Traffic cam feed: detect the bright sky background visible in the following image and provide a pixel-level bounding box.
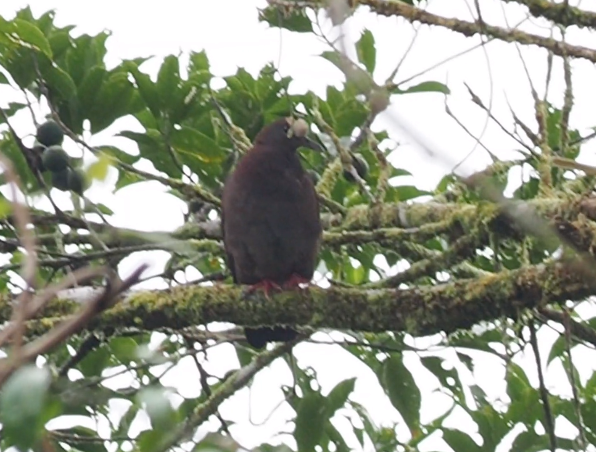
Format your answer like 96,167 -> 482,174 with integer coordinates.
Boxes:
2,1 -> 596,451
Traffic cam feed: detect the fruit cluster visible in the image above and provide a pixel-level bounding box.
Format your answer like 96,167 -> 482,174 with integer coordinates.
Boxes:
35,120 -> 87,195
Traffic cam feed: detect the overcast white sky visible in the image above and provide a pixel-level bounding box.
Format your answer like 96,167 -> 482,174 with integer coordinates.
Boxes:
2,1 -> 596,451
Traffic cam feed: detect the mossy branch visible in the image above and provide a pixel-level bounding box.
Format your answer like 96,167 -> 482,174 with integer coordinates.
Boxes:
501,0 -> 596,30
3,257 -> 594,340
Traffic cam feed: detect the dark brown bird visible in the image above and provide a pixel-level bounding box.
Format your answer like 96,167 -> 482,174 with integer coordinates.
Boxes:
221,117 -> 323,348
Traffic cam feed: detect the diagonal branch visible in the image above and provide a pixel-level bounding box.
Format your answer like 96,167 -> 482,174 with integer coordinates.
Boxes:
502,0 -> 596,30
156,339 -> 300,450
267,0 -> 596,64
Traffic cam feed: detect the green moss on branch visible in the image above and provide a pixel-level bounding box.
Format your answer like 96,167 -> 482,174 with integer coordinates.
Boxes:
501,0 -> 596,30
5,259 -> 594,339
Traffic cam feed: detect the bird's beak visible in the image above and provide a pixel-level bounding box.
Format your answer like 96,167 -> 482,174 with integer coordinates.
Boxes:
296,135 -> 323,152
287,117 -> 323,152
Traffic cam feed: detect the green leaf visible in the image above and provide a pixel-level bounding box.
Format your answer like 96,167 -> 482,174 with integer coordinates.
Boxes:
224,67 -> 257,98
87,152 -> 113,181
157,55 -> 180,111
468,404 -> 509,450
355,30 -> 376,73
119,129 -> 181,178
510,430 -> 561,452
381,354 -> 420,434
234,342 -> 256,369
115,168 -> 145,191
326,377 -> 356,416
0,135 -> 38,193
442,429 -> 481,452
115,404 -> 140,437
0,365 -> 51,450
0,72 -> 9,84
129,65 -> 161,118
170,126 -> 226,163
385,185 -> 432,202
48,31 -> 72,60
78,345 -> 111,377
344,259 -> 366,285
45,64 -> 77,100
98,144 -> 140,165
138,429 -> 166,452
64,32 -> 108,86
88,72 -> 137,133
420,356 -> 464,401
254,445 -> 294,452
335,104 -> 368,137
189,50 -> 210,74
110,336 -> 139,363
505,362 -> 541,426
393,81 -> 450,95
78,65 -> 107,114
546,334 -> 566,364
258,6 -> 313,33
294,392 -> 328,452
84,202 -> 114,216
137,387 -> 176,431
12,19 -> 53,57
0,197 -> 12,219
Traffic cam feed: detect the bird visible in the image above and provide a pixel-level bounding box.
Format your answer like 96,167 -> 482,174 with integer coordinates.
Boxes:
221,117 -> 323,349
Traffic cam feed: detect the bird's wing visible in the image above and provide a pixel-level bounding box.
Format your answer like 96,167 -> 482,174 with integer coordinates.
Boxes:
220,208 -> 239,284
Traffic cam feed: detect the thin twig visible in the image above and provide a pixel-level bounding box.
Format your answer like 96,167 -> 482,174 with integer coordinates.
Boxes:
0,263 -> 148,386
0,265 -> 106,348
562,308 -> 587,449
184,337 -> 232,436
0,153 -> 38,367
529,320 -> 556,452
156,338 -> 301,451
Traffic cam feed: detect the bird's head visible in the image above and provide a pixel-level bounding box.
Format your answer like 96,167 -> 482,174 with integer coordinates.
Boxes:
255,117 -> 323,153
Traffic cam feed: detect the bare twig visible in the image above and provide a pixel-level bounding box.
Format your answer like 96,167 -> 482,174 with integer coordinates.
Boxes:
156,338 -> 301,451
0,263 -> 148,386
184,336 -> 232,436
0,265 -> 106,348
0,153 -> 38,367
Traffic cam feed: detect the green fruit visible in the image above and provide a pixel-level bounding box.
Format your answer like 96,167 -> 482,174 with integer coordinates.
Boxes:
42,145 -> 69,172
343,153 -> 369,183
36,120 -> 64,147
67,168 -> 87,195
51,168 -> 70,191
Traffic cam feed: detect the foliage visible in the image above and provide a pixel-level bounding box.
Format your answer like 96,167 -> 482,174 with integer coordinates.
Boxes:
0,3 -> 595,452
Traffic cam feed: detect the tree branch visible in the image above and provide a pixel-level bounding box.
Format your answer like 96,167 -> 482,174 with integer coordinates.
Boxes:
5,258 -> 594,341
502,0 -> 596,30
268,0 -> 596,64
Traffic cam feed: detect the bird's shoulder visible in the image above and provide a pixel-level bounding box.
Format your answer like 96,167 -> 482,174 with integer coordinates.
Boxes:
227,146 -> 307,195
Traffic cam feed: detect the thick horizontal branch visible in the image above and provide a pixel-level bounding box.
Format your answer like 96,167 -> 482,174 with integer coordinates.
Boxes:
502,0 -> 596,30
3,258 -> 594,339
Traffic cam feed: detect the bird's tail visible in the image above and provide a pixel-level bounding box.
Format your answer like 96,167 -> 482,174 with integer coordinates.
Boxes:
245,326 -> 298,349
